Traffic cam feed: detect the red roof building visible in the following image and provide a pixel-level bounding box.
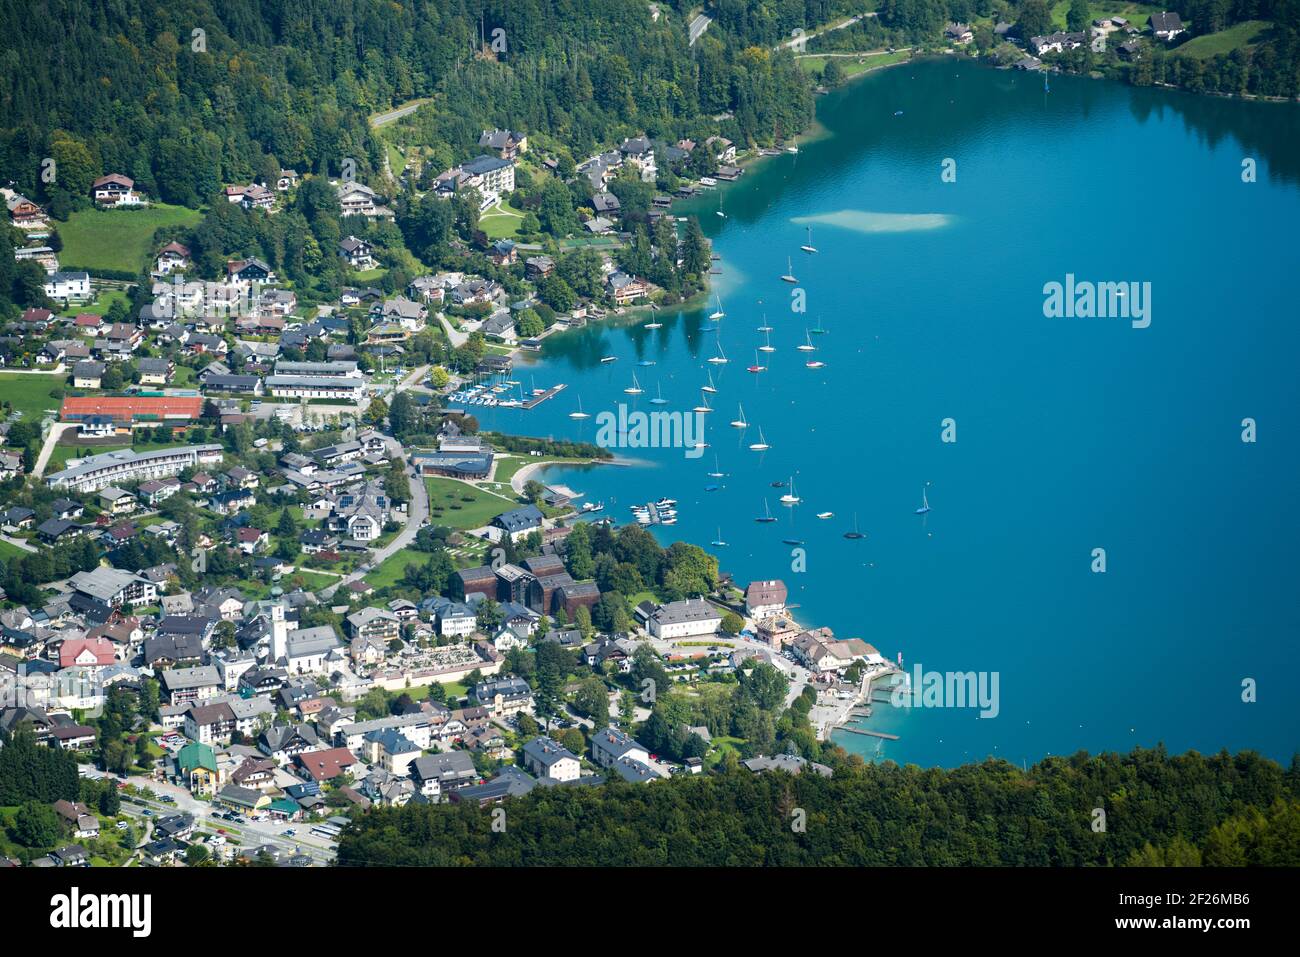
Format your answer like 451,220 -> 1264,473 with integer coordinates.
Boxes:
293,748 -> 358,782
60,395 -> 203,425
59,637 -> 118,668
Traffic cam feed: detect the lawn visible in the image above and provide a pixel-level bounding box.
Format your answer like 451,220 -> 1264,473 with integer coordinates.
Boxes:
797,50 -> 911,80
1049,1 -> 1162,30
0,371 -> 64,421
59,203 -> 203,275
1176,20 -> 1273,58
55,287 -> 128,318
425,477 -> 517,530
0,540 -> 29,561
364,546 -> 434,588
478,199 -> 526,240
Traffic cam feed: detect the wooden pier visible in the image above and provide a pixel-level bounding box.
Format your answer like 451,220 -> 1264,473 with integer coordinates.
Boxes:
838,728 -> 900,741
520,382 -> 566,410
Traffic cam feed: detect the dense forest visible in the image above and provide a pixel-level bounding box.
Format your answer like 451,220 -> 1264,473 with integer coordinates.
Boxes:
337,746 -> 1300,866
0,0 -> 814,208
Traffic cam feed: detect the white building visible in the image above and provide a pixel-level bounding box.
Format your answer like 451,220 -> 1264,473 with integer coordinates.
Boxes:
44,271 -> 91,303
46,445 -> 224,494
521,737 -> 581,782
647,598 -> 722,640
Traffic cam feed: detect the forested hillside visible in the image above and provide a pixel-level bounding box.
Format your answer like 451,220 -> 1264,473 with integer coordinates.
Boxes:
0,0 -> 814,210
338,746 -> 1300,866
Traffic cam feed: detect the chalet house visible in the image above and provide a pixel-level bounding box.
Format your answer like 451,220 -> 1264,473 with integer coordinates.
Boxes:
155,241 -> 191,276
276,169 -> 299,191
336,181 -> 392,219
225,183 -> 275,210
226,258 -> 274,285
479,128 -> 528,160
619,136 -> 657,182
4,189 -> 46,227
339,235 -> 376,270
184,702 -> 237,745
1149,11 -> 1184,40
525,255 -> 555,280
1029,31 -> 1086,55
944,22 -> 974,44
53,801 -> 101,840
91,174 -> 144,207
607,271 -> 649,306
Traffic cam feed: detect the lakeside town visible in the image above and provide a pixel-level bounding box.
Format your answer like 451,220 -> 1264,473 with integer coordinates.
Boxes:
0,120 -> 910,867
1,2 -> 1295,894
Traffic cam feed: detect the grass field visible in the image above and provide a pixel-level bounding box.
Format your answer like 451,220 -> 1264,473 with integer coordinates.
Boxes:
59,203 -> 203,275
0,371 -> 64,421
364,546 -> 432,588
1176,20 -> 1272,58
797,49 -> 911,79
1049,1 -> 1162,29
55,287 -> 129,319
0,540 -> 29,561
479,199 -> 526,240
425,477 -> 516,530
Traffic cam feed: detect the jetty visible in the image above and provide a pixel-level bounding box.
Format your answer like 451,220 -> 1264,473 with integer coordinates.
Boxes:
838,728 -> 900,741
521,383 -> 566,410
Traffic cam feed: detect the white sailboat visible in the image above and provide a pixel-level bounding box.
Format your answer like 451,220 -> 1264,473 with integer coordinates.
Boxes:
568,396 -> 590,420
711,527 -> 728,547
645,320 -> 663,329
781,256 -> 798,283
693,393 -> 713,414
702,371 -> 719,393
915,483 -> 932,515
748,427 -> 770,452
797,331 -> 816,352
748,349 -> 766,374
729,403 -> 748,429
707,340 -> 728,365
786,135 -> 799,154
805,358 -> 826,369
650,382 -> 668,405
707,455 -> 726,479
816,510 -> 834,520
779,477 -> 801,505
709,295 -> 726,320
801,225 -> 817,254
758,329 -> 775,353
623,373 -> 643,395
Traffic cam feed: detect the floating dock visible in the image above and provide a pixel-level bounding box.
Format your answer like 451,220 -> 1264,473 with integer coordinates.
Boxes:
520,383 -> 566,410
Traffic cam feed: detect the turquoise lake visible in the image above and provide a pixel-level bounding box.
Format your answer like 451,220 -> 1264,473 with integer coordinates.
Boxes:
472,59 -> 1300,768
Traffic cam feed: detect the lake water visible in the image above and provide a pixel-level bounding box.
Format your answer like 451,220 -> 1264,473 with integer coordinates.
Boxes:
472,59 -> 1300,768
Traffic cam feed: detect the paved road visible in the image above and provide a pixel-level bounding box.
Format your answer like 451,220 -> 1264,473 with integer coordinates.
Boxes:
370,99 -> 428,128
437,311 -> 468,348
322,432 -> 429,599
33,421 -> 77,478
319,365 -> 434,598
776,12 -> 876,50
688,14 -> 711,45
